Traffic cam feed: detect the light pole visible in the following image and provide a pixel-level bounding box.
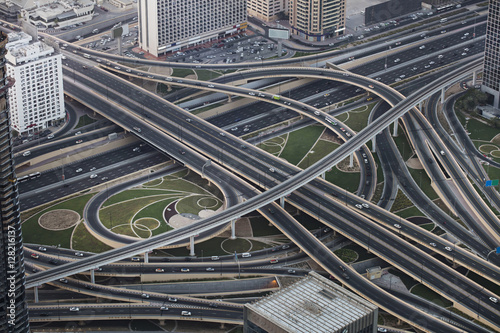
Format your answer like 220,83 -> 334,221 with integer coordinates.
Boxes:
201,159 -> 211,179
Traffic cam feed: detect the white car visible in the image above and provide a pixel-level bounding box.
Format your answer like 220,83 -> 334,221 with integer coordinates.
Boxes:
90,174 -> 98,179
208,84 -> 214,88
69,307 -> 79,312
362,203 -> 370,209
419,45 -> 426,49
444,246 -> 452,252
394,224 -> 401,229
76,168 -> 83,173
22,151 -> 31,157
355,204 -> 363,209
429,243 -> 437,247
489,297 -> 498,303
248,92 -> 255,96
206,267 -> 215,271
440,150 -> 445,155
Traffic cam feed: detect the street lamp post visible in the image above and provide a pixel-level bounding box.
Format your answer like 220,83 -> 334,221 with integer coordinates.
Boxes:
201,159 -> 211,179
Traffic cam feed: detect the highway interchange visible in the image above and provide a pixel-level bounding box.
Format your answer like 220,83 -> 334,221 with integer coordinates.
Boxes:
11,7 -> 500,332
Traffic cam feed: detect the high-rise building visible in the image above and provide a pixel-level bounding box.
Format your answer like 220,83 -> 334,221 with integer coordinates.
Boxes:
244,272 -> 378,333
289,0 -> 346,41
482,0 -> 500,108
248,0 -> 287,22
5,31 -> 64,134
0,31 -> 30,333
138,0 -> 248,57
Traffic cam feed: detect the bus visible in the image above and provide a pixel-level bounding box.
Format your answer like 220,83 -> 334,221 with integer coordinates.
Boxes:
28,172 -> 41,179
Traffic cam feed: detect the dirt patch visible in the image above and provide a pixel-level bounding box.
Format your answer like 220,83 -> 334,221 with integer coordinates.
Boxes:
39,209 -> 80,231
406,157 -> 423,169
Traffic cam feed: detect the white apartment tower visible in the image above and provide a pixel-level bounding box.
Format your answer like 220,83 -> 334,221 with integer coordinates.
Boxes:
248,0 -> 287,22
5,32 -> 64,133
138,0 -> 248,57
289,0 -> 346,41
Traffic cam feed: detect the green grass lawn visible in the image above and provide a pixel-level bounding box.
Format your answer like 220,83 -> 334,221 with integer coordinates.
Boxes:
72,222 -> 114,253
343,103 -> 376,133
279,125 -> 325,165
176,194 -> 222,215
325,166 -> 360,193
22,194 -> 94,248
172,68 -> 195,78
195,69 -> 221,81
257,135 -> 286,156
392,133 -> 414,161
408,168 -> 439,200
333,249 -> 358,263
75,115 -> 97,129
297,140 -> 339,169
467,118 -> 500,141
250,216 -> 281,237
396,205 -> 425,218
411,283 -> 453,307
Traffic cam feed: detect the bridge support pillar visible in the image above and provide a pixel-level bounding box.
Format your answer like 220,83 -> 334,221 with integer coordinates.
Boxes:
34,286 -> 39,303
167,84 -> 172,92
280,196 -> 285,208
440,87 -> 445,104
220,323 -> 226,329
227,94 -> 232,102
419,101 -> 423,112
321,172 -> 325,179
159,320 -> 165,325
230,220 -> 236,240
472,70 -> 477,86
189,236 -> 195,256
392,119 -> 398,137
349,153 -> 354,167
144,252 -> 149,263
371,137 -> 376,153
90,270 -> 95,284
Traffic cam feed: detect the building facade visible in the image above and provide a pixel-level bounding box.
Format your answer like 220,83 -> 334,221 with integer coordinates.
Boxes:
244,272 -> 378,333
5,32 -> 64,134
289,0 -> 345,41
0,31 -> 30,333
138,0 -> 248,57
248,0 -> 287,22
482,0 -> 500,108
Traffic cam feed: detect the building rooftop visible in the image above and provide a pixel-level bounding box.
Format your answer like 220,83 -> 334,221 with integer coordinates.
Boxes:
246,272 -> 377,333
6,31 -> 55,65
21,0 -> 93,20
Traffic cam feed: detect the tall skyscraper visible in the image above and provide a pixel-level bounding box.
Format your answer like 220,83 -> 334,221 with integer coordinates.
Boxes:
289,0 -> 346,41
247,0 -> 287,22
138,0 -> 248,57
0,31 -> 30,332
5,31 -> 65,134
482,0 -> 500,108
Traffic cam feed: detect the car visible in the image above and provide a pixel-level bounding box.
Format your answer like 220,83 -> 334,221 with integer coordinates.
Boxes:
445,246 -> 452,252
155,268 -> 164,273
101,177 -> 109,181
82,65 -> 88,69
367,97 -> 373,101
211,256 -> 220,261
160,306 -> 169,311
368,84 -> 374,89
429,243 -> 437,247
219,132 -> 225,136
141,293 -> 150,298
339,265 -> 346,272
74,252 -> 83,257
208,84 -> 214,88
268,207 -> 275,214
270,259 -> 279,264
133,126 -> 141,132
206,267 -> 215,271
76,140 -> 83,144
47,134 -> 54,139
282,244 -> 290,249
248,92 -> 255,96
209,303 -> 219,308
440,150 -> 445,155
168,297 -> 177,302
90,167 -> 96,171
31,253 -> 39,259
131,257 -> 141,262
74,131 -> 82,136
395,78 -> 401,82
181,268 -> 190,272
394,224 -> 401,229
69,307 -> 79,312
489,297 -> 498,303
461,52 -> 467,56
377,328 -> 388,332
38,246 -> 47,252
287,269 -> 296,274
181,311 -> 192,316
419,45 -> 425,49
59,278 -> 68,284
429,61 -> 435,65
90,174 -> 98,179
424,65 -> 431,69
126,69 -> 131,73
394,58 -> 400,63
355,204 -> 363,209
362,203 -> 370,209
22,151 -> 31,157
342,272 -> 350,280
76,168 -> 83,173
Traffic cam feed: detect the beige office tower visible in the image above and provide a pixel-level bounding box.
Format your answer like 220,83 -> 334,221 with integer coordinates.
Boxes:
138,0 -> 247,57
247,0 -> 288,22
289,0 -> 345,41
